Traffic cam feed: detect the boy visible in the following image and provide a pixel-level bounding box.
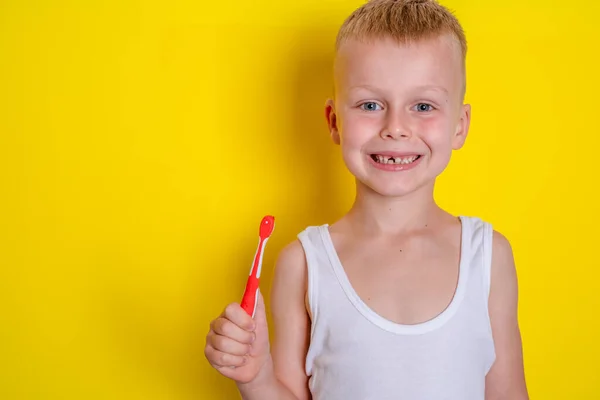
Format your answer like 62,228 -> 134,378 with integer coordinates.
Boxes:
204,0 -> 528,399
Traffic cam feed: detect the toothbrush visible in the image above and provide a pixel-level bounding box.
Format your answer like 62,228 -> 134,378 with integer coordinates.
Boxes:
241,215 -> 275,318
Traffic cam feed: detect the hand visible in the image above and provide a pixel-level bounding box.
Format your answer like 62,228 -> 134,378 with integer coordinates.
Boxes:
205,290 -> 271,384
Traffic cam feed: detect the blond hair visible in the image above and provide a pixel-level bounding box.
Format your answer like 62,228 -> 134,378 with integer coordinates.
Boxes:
336,0 -> 467,60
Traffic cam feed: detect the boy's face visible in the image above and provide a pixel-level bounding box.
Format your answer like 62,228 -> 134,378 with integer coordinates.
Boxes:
325,33 -> 470,198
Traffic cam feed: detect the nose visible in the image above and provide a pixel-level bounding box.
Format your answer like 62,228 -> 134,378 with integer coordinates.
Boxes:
380,113 -> 411,140
381,127 -> 411,140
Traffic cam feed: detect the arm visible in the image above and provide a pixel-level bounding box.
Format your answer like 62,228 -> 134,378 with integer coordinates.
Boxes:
237,240 -> 312,400
485,231 -> 529,400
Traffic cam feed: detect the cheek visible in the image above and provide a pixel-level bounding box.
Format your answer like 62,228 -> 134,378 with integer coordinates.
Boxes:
419,116 -> 454,149
339,113 -> 380,148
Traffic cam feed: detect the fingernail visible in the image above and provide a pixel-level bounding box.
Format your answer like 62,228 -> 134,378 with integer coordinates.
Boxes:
251,333 -> 256,343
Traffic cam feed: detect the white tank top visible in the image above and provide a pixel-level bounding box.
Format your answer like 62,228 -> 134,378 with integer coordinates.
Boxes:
297,216 -> 496,400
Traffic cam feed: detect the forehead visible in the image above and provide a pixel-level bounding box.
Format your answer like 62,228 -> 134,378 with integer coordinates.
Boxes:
334,34 -> 464,96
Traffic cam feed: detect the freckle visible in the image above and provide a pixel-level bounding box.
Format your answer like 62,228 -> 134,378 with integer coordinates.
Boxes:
399,249 -> 403,252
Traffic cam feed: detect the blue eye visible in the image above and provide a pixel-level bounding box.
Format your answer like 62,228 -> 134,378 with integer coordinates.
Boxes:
415,103 -> 434,112
360,102 -> 382,111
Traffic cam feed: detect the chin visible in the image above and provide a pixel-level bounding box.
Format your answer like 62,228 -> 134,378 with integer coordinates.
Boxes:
358,178 -> 429,198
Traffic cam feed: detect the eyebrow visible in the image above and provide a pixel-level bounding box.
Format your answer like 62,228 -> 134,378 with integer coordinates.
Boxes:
416,85 -> 449,94
345,84 -> 381,93
347,84 -> 449,94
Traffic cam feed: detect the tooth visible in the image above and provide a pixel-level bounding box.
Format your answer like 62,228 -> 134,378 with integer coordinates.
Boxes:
373,154 -> 420,164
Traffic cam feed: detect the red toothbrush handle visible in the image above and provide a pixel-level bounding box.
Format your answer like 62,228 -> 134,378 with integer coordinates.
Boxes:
241,276 -> 260,317
241,236 -> 265,317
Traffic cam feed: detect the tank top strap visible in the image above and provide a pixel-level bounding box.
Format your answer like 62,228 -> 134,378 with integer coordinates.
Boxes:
297,225 -> 333,330
460,216 -> 494,306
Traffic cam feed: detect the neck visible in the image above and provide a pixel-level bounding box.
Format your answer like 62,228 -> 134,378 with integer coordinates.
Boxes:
346,179 -> 444,235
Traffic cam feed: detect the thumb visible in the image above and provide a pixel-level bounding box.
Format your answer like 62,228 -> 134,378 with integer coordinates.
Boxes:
248,289 -> 271,364
248,289 -> 270,357
253,288 -> 268,329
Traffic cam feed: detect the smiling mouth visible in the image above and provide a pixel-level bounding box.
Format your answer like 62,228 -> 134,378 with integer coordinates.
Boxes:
370,154 -> 421,165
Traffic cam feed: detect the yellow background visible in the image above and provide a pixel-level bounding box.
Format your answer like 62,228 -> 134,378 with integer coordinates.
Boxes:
1,0 -> 599,399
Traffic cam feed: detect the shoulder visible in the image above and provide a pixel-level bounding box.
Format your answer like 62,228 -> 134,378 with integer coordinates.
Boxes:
465,215 -> 520,308
487,229 -> 521,346
465,216 -> 516,282
490,229 -> 518,296
274,238 -> 308,275
491,229 -> 514,266
271,223 -> 328,298
270,239 -> 309,308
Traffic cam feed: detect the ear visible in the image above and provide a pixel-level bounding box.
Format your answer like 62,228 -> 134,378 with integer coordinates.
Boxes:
452,103 -> 471,150
325,98 -> 340,145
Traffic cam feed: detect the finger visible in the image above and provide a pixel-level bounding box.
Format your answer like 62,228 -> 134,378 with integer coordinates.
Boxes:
204,344 -> 247,368
208,331 -> 251,356
223,302 -> 255,331
215,365 -> 243,380
211,317 -> 255,345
